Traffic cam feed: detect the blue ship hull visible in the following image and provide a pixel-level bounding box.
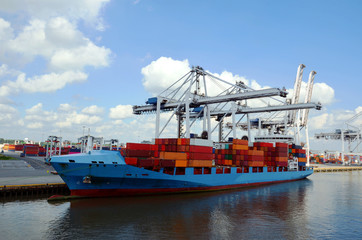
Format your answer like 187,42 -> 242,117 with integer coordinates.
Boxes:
50,150 -> 313,197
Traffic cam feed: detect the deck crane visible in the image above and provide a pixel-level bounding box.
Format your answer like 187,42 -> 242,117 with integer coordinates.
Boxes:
133,66 -> 321,146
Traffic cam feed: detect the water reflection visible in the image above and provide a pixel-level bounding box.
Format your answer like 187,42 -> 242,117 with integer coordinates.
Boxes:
46,180 -> 312,239
45,180 -> 313,240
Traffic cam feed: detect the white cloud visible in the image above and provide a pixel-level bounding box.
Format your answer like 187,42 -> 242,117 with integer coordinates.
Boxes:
0,64 -> 20,77
355,106 -> 362,114
23,103 -> 103,132
141,57 -> 191,95
58,103 -> 76,112
0,3 -> 112,97
309,113 -> 330,130
286,81 -> 335,106
0,71 -> 88,97
109,105 -> 134,119
82,105 -> 104,115
0,0 -> 110,31
0,103 -> 17,114
27,122 -> 44,129
50,41 -> 111,71
309,106 -> 362,132
0,104 -> 19,124
25,103 -> 57,122
63,112 -> 102,125
3,17 -> 111,70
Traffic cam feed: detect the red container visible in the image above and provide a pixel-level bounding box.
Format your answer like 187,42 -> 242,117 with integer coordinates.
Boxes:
15,145 -> 24,151
125,157 -> 138,166
189,145 -> 213,154
126,143 -> 154,151
126,149 -> 154,158
276,161 -> 288,167
188,152 -> 213,160
160,159 -> 175,167
138,158 -> 154,167
276,142 -> 288,148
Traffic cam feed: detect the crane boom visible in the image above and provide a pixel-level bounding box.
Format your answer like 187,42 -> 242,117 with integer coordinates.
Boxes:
289,64 -> 305,125
301,71 -> 316,126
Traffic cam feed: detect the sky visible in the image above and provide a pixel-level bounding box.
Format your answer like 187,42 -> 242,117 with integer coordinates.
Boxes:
0,0 -> 361,152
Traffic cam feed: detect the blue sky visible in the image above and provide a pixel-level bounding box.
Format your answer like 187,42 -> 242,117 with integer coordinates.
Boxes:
0,0 -> 361,151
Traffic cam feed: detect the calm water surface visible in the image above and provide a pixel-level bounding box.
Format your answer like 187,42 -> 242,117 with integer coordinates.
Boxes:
1,172 -> 361,240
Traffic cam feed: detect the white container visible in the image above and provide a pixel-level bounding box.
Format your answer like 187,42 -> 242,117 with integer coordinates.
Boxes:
190,138 -> 214,147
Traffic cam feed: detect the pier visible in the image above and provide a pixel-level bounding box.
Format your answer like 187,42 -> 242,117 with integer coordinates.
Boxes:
313,165 -> 362,172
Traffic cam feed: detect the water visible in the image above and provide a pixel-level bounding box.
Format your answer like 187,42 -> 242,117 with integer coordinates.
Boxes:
1,172 -> 361,240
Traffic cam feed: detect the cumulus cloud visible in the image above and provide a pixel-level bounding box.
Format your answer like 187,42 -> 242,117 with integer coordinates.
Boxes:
0,0 -> 110,31
287,81 -> 335,106
1,17 -> 112,70
0,104 -> 19,124
82,105 -> 104,115
0,64 -> 20,78
109,105 -> 134,119
0,71 -> 88,97
309,106 -> 362,132
22,102 -> 104,132
50,41 -> 111,71
141,57 -> 335,109
141,57 -> 191,95
0,1 -> 112,98
27,122 -> 44,129
58,103 -> 76,112
141,57 -> 255,101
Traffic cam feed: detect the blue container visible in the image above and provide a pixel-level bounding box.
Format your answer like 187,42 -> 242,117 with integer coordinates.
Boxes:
146,97 -> 157,105
192,107 -> 204,113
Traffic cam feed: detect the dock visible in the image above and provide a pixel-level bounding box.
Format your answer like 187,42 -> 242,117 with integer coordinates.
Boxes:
0,152 -> 67,200
313,165 -> 362,172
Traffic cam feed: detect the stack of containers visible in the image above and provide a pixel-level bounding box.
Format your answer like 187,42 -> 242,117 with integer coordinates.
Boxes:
156,138 -> 214,168
15,144 -> 24,152
215,140 -> 266,167
123,138 -> 214,168
124,143 -> 157,167
214,143 -> 233,166
3,144 -> 9,151
8,144 -> 16,152
156,138 -> 185,167
246,148 -> 264,167
38,146 -> 46,156
61,147 -> 70,155
253,142 -> 274,166
23,144 -> 39,156
231,139 -> 249,166
290,144 -> 307,166
274,142 -> 288,167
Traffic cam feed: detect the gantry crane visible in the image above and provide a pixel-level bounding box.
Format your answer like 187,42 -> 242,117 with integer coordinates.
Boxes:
44,135 -> 62,164
133,66 -> 321,152
315,112 -> 362,165
224,64 -> 318,166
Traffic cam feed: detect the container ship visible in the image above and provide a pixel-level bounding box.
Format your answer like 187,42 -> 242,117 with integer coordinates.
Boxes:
49,65 -> 321,199
49,138 -> 313,198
